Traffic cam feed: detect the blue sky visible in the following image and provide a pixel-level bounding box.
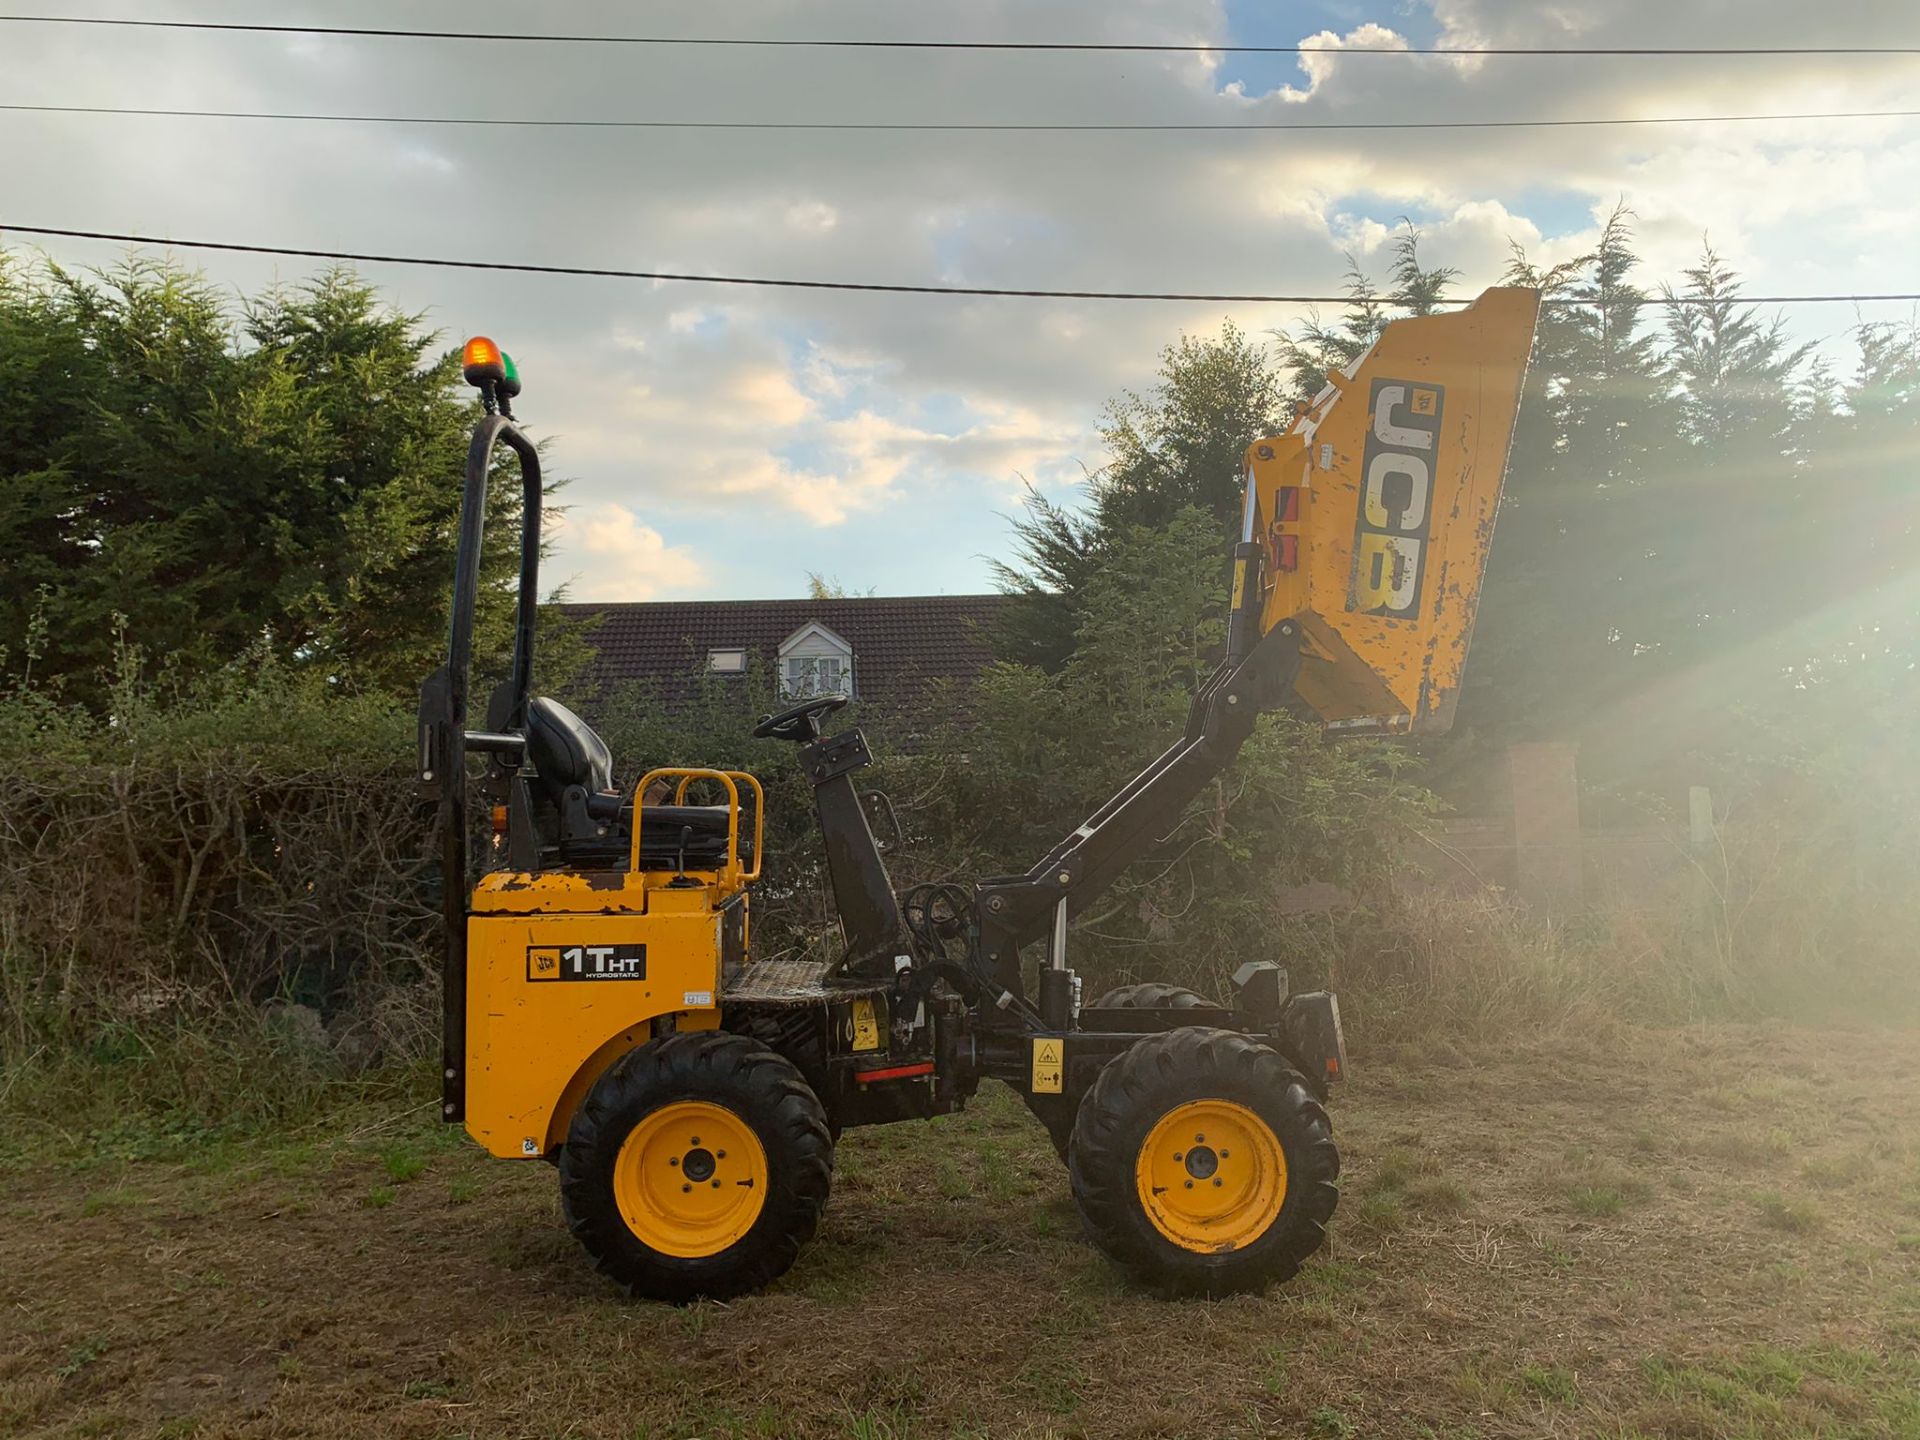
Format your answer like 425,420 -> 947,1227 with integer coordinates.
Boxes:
1215,0 -> 1443,92
3,0 -> 1916,603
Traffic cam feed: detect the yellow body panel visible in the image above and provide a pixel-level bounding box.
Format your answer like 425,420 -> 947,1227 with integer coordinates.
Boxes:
460,767 -> 765,1159
471,867 -> 654,915
464,873 -> 743,1159
1248,286 -> 1539,736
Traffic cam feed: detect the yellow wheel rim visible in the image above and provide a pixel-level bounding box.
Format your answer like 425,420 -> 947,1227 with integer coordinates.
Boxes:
612,1101 -> 769,1258
1135,1099 -> 1287,1253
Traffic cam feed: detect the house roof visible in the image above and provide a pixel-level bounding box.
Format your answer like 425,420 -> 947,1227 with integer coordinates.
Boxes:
555,594 -> 1016,711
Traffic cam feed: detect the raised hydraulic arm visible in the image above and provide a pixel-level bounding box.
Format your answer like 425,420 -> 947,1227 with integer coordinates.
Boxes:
973,287 -> 1540,1010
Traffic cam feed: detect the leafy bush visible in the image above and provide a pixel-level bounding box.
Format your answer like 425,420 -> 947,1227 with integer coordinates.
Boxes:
0,515 -> 1429,1101
0,642 -> 427,1057
0,253 -> 564,705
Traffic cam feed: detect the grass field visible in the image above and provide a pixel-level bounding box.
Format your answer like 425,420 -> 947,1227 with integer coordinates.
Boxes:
4,1023 -> 1919,1439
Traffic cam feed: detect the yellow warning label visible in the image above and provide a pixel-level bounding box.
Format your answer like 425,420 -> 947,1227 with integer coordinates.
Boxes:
1230,559 -> 1247,608
1031,1038 -> 1065,1094
851,998 -> 881,1052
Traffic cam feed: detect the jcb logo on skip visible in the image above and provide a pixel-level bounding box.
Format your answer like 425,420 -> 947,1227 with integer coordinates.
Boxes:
1350,379 -> 1443,620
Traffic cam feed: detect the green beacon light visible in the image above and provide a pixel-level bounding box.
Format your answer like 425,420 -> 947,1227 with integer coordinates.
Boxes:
498,351 -> 521,399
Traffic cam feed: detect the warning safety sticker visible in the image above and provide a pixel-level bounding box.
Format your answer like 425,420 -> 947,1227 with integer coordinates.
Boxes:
1030,1037 -> 1064,1094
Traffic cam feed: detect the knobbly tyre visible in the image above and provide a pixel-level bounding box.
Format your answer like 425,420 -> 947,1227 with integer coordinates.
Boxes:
418,294 -> 1539,1301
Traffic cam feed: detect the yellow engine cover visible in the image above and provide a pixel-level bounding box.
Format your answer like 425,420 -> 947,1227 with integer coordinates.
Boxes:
1247,286 -> 1539,736
463,874 -> 735,1159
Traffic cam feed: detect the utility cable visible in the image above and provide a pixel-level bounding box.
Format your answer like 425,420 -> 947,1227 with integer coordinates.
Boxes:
1,15 -> 1916,56
5,225 -> 1916,307
5,101 -> 1916,134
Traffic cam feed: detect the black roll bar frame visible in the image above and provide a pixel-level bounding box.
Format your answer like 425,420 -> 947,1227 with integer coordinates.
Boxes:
418,414 -> 542,1122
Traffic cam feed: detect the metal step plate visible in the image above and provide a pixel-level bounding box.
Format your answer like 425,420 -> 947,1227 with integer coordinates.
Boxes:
723,958 -> 892,1007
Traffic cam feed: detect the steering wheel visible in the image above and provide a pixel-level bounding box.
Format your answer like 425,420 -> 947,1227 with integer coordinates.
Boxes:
751,694 -> 850,743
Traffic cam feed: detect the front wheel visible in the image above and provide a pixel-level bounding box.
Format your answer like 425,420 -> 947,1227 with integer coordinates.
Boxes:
1030,983 -> 1222,1162
560,1032 -> 833,1302
1068,1027 -> 1338,1297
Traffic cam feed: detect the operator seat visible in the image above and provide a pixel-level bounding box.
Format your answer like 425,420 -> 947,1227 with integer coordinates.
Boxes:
523,696 -> 741,870
526,695 -> 618,808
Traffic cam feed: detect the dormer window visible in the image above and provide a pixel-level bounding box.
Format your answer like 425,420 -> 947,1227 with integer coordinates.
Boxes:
776,621 -> 853,700
783,654 -> 846,698
707,648 -> 747,675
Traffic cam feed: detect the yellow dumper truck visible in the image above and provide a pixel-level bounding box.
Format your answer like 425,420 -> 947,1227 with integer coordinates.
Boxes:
418,292 -> 1539,1300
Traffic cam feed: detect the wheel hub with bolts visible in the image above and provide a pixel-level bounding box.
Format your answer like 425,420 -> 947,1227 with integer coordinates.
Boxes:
611,1101 -> 768,1258
1133,1099 -> 1288,1252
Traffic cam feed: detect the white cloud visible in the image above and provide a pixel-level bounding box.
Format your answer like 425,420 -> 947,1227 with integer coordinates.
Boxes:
554,502 -> 708,600
6,0 -> 1916,598
1274,23 -> 1415,102
784,201 -> 841,234
722,365 -> 816,427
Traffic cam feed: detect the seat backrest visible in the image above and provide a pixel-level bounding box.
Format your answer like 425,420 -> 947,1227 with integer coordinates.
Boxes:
525,695 -> 615,796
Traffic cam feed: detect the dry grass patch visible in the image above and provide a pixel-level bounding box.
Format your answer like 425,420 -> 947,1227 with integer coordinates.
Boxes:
1549,1148 -> 1654,1219
1404,1175 -> 1472,1213
3,1025 -> 1917,1439
1693,1126 -> 1797,1167
1755,1190 -> 1824,1234
1800,1151 -> 1877,1190
1632,1344 -> 1920,1439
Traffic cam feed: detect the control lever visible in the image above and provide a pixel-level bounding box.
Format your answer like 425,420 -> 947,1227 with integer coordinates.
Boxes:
667,824 -> 699,888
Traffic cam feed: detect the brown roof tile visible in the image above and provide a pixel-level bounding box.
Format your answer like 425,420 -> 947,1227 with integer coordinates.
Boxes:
556,594 -> 1015,711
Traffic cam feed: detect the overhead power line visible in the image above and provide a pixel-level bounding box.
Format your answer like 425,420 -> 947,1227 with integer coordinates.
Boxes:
6,226 -> 1916,308
2,15 -> 1917,56
7,101 -> 1917,134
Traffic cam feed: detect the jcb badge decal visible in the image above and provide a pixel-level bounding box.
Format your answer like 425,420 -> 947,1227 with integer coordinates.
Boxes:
1349,379 -> 1443,621
526,944 -> 647,981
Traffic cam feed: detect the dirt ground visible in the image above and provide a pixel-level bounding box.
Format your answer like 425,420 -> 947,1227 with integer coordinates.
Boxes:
4,1023 -> 1919,1439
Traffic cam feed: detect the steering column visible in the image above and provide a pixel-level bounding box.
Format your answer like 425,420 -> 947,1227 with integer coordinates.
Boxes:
754,694 -> 904,974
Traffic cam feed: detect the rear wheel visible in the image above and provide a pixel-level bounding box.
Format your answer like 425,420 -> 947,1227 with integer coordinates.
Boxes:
560,1032 -> 832,1302
1088,981 -> 1219,1011
724,1005 -> 840,1139
1068,1027 -> 1338,1297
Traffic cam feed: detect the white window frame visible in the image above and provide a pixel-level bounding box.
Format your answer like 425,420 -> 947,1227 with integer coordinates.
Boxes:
706,647 -> 747,675
781,654 -> 847,699
776,621 -> 854,700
